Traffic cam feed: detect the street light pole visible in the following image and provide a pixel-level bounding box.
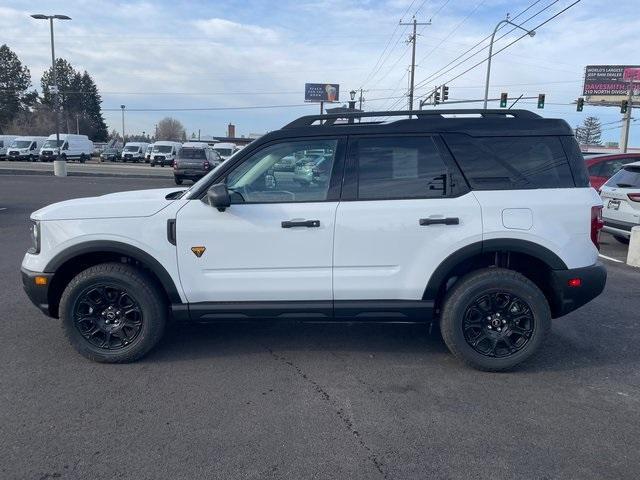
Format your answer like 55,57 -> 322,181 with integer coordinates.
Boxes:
31,14 -> 71,176
483,16 -> 536,109
120,105 -> 126,143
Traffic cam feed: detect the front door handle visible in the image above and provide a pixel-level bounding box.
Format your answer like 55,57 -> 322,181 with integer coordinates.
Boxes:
281,219 -> 321,228
419,217 -> 459,226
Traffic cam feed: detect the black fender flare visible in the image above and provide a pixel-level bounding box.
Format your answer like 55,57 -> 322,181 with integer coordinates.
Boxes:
423,239 -> 567,300
44,240 -> 182,303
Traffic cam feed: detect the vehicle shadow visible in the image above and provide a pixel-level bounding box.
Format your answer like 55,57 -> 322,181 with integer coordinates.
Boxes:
147,320 -> 450,363
145,316 -> 640,375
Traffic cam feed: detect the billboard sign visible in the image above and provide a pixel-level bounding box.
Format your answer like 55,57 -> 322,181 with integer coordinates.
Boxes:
305,83 -> 340,103
583,65 -> 640,103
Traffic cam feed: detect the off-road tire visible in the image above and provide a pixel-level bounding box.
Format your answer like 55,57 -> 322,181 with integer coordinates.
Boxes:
59,263 -> 167,363
440,268 -> 551,372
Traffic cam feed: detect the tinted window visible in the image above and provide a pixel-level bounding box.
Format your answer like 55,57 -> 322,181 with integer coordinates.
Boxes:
180,148 -> 207,159
356,136 -> 450,200
600,158 -> 637,178
446,135 -> 575,189
226,139 -> 338,203
604,166 -> 640,188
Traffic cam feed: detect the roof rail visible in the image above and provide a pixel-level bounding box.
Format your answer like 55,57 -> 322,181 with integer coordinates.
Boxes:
283,109 -> 542,129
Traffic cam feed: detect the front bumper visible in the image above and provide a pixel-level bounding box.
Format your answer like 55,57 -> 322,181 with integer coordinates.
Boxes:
549,262 -> 607,318
21,267 -> 54,316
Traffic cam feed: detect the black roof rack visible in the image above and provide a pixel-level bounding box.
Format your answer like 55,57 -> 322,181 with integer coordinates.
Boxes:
283,109 -> 542,129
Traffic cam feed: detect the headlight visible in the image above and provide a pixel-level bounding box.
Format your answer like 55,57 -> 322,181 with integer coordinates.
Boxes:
29,220 -> 40,254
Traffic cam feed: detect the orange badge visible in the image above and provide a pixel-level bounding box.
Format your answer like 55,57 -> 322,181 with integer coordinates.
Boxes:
191,246 -> 206,258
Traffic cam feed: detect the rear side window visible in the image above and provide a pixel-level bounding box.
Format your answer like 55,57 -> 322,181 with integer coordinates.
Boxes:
605,166 -> 640,188
355,136 -> 451,200
445,134 -> 575,189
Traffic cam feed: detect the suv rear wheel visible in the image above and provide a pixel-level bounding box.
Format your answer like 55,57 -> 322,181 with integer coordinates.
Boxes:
440,268 -> 550,371
59,263 -> 167,363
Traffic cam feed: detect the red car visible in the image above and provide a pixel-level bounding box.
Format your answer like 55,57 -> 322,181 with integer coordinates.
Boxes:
585,153 -> 640,190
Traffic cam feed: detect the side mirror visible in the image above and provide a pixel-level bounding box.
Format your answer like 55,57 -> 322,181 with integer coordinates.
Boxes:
206,183 -> 230,212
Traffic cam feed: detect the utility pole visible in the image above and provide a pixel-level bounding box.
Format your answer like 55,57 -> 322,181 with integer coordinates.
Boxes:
620,83 -> 634,153
76,114 -> 79,134
358,88 -> 365,110
399,16 -> 430,117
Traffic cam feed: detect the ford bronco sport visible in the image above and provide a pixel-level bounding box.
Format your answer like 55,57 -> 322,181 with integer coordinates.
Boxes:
21,110 -> 606,371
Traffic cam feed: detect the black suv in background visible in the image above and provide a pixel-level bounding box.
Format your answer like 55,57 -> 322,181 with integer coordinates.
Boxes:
173,143 -> 222,185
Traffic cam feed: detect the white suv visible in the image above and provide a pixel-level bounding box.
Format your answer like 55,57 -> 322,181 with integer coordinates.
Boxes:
21,110 -> 606,371
600,161 -> 640,243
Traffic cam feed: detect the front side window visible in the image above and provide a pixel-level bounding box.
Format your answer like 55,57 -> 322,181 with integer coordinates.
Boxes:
355,136 -> 450,200
226,139 -> 338,203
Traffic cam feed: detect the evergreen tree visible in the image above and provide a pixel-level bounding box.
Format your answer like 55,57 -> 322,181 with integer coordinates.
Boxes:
80,72 -> 108,141
0,44 -> 35,132
575,116 -> 602,146
41,60 -> 108,141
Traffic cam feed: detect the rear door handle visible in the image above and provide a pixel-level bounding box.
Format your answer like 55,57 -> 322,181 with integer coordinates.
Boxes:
419,217 -> 459,226
281,219 -> 321,228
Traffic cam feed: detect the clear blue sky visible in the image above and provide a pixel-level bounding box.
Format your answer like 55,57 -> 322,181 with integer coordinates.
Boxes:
2,0 -> 639,143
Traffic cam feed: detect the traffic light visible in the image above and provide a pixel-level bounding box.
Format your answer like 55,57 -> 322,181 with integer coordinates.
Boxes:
441,85 -> 449,102
537,94 -> 545,109
433,88 -> 440,105
576,97 -> 584,112
621,100 -> 629,114
500,92 -> 508,108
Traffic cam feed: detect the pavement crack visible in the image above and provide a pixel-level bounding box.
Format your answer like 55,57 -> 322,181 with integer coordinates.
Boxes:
267,347 -> 389,479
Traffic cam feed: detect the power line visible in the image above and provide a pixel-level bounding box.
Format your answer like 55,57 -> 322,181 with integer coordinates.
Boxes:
102,103 -> 315,112
412,0 -> 549,92
429,0 -> 581,91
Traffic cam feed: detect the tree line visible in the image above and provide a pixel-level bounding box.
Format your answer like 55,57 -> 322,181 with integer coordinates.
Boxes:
0,44 -> 108,141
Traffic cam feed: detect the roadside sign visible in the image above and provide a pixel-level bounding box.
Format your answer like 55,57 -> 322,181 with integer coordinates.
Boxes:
305,83 -> 340,103
583,65 -> 640,103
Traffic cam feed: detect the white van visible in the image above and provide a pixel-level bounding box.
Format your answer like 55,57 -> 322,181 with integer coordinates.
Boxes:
7,136 -> 48,161
121,142 -> 149,163
0,135 -> 18,160
213,142 -> 238,160
150,141 -> 183,167
39,134 -> 94,163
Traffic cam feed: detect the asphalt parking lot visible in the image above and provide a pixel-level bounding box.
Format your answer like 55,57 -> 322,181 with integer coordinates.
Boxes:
1,174 -> 639,480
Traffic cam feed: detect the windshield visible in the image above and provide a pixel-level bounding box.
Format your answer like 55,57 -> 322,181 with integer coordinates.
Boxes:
43,140 -> 63,148
124,146 -> 140,152
179,148 -> 206,159
216,148 -> 234,156
605,166 -> 640,188
12,141 -> 32,148
153,145 -> 173,153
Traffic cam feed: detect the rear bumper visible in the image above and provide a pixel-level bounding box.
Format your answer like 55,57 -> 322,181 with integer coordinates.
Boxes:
21,267 -> 54,316
549,262 -> 607,318
603,218 -> 638,238
174,169 -> 206,179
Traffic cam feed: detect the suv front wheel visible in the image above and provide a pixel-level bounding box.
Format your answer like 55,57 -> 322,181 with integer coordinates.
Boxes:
440,268 -> 550,371
59,263 -> 167,363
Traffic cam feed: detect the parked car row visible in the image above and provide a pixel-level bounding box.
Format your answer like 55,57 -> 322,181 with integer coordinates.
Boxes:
99,140 -> 242,166
0,134 -> 93,163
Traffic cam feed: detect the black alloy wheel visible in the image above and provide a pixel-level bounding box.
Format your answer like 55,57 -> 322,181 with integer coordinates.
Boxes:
462,292 -> 534,358
73,284 -> 143,350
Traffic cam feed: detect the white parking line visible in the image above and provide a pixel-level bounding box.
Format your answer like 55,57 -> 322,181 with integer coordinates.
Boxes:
599,253 -> 623,263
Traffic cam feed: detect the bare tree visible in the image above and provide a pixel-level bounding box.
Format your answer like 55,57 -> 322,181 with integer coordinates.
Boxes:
4,105 -> 56,135
156,117 -> 185,141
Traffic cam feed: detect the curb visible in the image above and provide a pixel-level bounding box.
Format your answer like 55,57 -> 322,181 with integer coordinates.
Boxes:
0,168 -> 170,179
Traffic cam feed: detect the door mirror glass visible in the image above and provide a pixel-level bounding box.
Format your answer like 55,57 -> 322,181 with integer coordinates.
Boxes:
206,183 -> 231,211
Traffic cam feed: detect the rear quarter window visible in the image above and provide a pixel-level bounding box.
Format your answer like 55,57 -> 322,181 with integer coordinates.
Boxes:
605,166 -> 640,188
444,134 -> 577,190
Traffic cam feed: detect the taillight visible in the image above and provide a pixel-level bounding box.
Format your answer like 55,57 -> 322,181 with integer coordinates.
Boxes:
172,160 -> 177,169
591,205 -> 604,250
628,193 -> 640,202
203,160 -> 210,170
